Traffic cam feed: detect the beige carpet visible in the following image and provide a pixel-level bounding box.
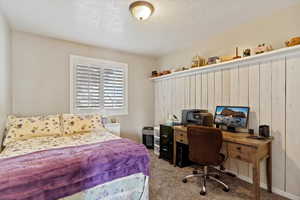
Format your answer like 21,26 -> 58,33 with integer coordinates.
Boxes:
148,150 -> 288,200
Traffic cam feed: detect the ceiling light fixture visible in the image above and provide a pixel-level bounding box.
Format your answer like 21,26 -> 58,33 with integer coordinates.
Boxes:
129,1 -> 154,21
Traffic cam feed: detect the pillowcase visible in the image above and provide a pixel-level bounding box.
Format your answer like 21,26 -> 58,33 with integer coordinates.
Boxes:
62,114 -> 103,135
3,114 -> 62,146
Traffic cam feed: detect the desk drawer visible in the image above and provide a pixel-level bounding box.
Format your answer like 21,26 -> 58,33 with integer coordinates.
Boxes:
175,131 -> 188,144
228,143 -> 255,163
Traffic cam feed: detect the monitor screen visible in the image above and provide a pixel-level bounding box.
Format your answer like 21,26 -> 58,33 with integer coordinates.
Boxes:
214,106 -> 250,128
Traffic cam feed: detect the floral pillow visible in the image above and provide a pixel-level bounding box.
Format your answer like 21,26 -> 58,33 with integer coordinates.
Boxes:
62,114 -> 103,135
3,114 -> 62,146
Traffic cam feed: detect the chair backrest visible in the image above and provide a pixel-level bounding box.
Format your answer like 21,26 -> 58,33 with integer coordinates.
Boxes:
187,126 -> 223,166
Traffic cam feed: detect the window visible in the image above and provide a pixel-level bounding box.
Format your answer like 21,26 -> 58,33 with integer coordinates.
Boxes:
70,55 -> 128,115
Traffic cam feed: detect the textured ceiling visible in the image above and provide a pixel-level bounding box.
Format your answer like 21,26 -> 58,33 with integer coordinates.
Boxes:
0,0 -> 298,57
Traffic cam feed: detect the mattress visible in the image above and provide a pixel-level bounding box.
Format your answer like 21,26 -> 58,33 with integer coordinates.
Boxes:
0,128 -> 149,200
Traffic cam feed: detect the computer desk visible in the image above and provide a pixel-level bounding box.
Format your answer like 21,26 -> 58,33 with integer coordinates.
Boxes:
173,125 -> 273,200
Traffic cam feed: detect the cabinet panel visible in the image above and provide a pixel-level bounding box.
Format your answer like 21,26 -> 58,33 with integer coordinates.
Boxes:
259,61 -> 272,184
215,70 -> 222,107
195,73 -> 202,108
271,58 -> 286,191
248,63 -> 260,179
207,71 -> 215,113
190,74 -> 196,109
229,65 -> 239,173
286,56 -> 300,196
222,68 -> 231,105
201,73 -> 208,109
238,64 -> 250,177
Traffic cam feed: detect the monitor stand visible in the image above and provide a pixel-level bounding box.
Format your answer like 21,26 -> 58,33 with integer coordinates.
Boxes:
227,126 -> 237,133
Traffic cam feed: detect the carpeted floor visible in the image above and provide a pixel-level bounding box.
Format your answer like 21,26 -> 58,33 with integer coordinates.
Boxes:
148,150 -> 288,200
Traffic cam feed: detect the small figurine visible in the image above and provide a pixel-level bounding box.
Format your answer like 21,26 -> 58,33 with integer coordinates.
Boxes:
175,66 -> 189,72
157,70 -> 171,76
254,43 -> 273,54
220,56 -> 234,62
285,37 -> 300,47
151,70 -> 158,77
191,55 -> 206,68
207,56 -> 220,65
233,47 -> 241,59
162,70 -> 171,75
243,49 -> 251,57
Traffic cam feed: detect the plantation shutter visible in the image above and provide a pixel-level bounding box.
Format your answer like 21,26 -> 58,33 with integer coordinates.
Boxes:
103,68 -> 125,109
71,55 -> 128,115
75,65 -> 102,110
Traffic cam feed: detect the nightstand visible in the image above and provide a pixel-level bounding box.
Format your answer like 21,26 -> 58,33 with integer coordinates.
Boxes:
104,123 -> 120,137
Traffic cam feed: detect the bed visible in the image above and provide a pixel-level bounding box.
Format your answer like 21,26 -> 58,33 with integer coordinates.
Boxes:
0,128 -> 150,200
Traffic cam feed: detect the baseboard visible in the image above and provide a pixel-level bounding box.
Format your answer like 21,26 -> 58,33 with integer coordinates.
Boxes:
226,170 -> 300,200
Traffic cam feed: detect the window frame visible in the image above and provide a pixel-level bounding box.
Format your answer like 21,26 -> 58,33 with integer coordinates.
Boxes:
70,55 -> 128,116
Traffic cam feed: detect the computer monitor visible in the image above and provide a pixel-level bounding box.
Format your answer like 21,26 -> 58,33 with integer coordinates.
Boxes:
214,106 -> 250,132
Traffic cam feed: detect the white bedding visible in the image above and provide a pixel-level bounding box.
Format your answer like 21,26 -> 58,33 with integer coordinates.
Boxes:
0,128 -> 119,158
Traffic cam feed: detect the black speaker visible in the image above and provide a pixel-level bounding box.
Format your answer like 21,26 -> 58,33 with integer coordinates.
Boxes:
142,127 -> 154,149
259,125 -> 270,138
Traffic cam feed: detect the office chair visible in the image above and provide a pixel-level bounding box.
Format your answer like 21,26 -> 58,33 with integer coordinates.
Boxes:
182,126 -> 230,195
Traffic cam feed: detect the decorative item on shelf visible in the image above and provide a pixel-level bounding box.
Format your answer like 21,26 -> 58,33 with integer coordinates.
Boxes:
171,68 -> 177,73
157,70 -> 171,76
207,56 -> 220,65
243,48 -> 251,57
174,68 -> 181,72
191,55 -> 206,68
151,70 -> 158,77
174,66 -> 189,72
285,37 -> 300,47
162,70 -> 171,75
254,43 -> 273,54
233,47 -> 242,59
220,56 -> 234,62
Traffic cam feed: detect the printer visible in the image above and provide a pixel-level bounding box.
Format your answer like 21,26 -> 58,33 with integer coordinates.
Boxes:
181,109 -> 213,127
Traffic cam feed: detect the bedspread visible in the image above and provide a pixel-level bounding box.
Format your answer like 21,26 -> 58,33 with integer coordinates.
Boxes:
0,132 -> 150,200
0,129 -> 119,159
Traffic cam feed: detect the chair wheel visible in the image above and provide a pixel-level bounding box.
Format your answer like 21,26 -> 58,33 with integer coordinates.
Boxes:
182,179 -> 187,183
223,188 -> 230,192
193,170 -> 198,174
200,191 -> 206,195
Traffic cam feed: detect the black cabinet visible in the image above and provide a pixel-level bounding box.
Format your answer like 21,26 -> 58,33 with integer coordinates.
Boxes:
159,125 -> 173,164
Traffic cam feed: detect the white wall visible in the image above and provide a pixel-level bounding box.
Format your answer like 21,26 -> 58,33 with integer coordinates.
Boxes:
154,49 -> 300,199
158,3 -> 300,70
0,10 -> 11,145
12,31 -> 156,142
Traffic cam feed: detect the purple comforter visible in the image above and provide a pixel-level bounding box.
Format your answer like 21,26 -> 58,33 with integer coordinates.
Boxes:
0,138 -> 150,200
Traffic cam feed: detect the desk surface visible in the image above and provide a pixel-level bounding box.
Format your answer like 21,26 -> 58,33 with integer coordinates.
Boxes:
174,126 -> 273,148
